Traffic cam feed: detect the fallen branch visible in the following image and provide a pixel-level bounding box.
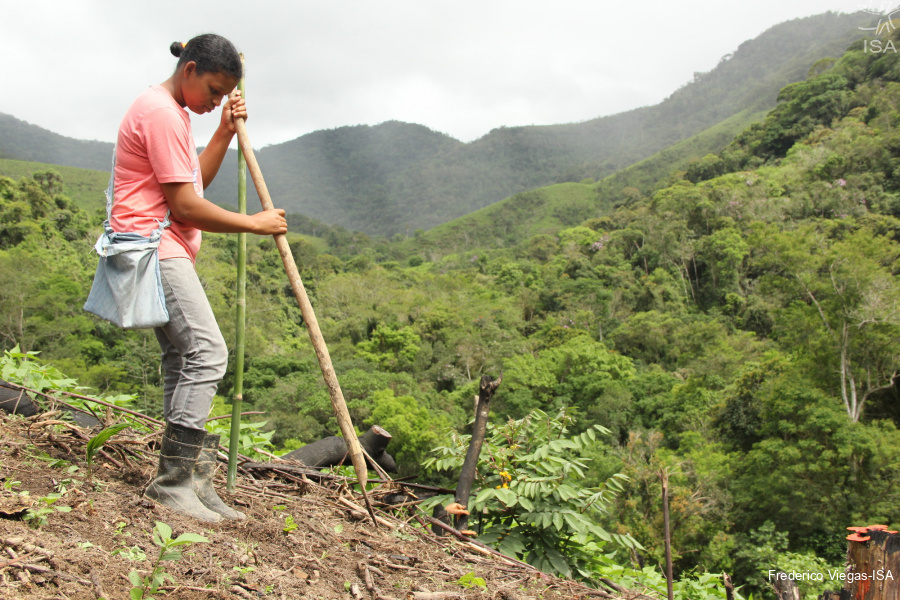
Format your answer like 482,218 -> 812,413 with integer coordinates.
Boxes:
2,537 -> 54,559
230,585 -> 256,599
206,411 -> 266,421
90,569 -> 107,600
0,554 -> 38,569
17,562 -> 92,586
421,513 -> 542,576
337,496 -> 395,529
357,561 -> 375,591
5,383 -> 162,427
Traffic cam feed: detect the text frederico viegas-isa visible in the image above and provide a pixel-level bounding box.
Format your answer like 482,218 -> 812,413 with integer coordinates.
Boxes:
769,569 -> 895,584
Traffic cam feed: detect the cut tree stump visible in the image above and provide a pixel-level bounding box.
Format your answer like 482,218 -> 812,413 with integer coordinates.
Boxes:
840,527 -> 899,600
282,425 -> 397,473
772,573 -> 800,600
0,380 -> 99,427
0,380 -> 38,417
451,374 -> 502,532
819,526 -> 900,600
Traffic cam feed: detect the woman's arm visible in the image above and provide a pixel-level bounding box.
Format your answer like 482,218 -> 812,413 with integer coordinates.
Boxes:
161,181 -> 287,235
198,91 -> 246,187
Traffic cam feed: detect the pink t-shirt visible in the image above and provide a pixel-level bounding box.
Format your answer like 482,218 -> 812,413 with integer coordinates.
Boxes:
110,85 -> 203,261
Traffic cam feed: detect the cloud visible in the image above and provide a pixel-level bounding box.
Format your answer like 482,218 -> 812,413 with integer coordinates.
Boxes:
1,0 -> 869,147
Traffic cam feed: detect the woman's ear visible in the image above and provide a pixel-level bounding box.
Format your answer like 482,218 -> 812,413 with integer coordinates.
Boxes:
182,61 -> 198,79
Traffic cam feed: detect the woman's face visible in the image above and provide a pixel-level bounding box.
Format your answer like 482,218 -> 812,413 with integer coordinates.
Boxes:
180,62 -> 238,115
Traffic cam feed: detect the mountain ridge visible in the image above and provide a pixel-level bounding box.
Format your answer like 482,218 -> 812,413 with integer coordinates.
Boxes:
0,11 -> 876,235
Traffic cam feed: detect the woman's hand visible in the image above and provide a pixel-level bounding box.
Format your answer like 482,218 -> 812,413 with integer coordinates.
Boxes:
249,208 -> 288,235
220,90 -> 247,134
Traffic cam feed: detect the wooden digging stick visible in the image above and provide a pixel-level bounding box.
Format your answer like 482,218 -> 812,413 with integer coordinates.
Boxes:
232,115 -> 375,519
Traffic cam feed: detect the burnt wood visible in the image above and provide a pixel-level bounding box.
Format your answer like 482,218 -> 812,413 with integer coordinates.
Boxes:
282,425 -> 397,473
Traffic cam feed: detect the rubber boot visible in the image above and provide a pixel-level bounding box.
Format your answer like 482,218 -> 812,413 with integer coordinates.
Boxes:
144,423 -> 222,523
193,433 -> 246,520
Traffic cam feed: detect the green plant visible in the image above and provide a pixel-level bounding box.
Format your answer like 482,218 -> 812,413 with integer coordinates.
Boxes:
23,492 -> 71,529
0,345 -> 79,393
203,418 -> 275,460
31,450 -> 73,470
0,346 -> 141,426
55,477 -> 80,494
127,521 -> 208,599
456,571 -> 487,590
231,565 -> 256,582
113,546 -> 148,562
597,557 -> 744,600
114,521 -> 130,536
283,514 -> 298,533
86,423 -> 130,470
424,408 -> 639,580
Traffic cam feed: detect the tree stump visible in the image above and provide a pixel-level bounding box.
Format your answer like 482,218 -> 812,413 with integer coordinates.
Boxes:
0,380 -> 38,417
772,573 -> 800,600
282,425 -> 397,472
818,526 -> 900,600
452,374 -> 502,531
841,527 -> 900,600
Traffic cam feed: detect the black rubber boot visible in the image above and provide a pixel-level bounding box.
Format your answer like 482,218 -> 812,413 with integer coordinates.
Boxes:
193,433 -> 246,520
144,423 -> 222,523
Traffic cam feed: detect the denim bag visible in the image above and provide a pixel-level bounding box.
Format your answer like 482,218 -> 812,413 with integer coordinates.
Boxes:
83,151 -> 171,329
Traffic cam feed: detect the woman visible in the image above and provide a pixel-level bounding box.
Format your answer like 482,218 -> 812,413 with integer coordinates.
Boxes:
111,34 -> 287,522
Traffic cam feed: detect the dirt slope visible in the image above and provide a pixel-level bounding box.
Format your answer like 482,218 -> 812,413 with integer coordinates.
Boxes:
0,411 -> 622,600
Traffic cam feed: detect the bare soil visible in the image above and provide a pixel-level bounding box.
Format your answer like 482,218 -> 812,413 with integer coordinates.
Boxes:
0,411 -> 620,600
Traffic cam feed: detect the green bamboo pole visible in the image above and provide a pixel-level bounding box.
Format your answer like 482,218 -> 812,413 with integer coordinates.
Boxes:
227,55 -> 247,492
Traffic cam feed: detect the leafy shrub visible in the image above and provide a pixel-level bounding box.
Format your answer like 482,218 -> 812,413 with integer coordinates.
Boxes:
424,408 -> 639,579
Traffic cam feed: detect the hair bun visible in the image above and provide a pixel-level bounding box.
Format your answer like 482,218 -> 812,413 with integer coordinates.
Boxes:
169,42 -> 184,58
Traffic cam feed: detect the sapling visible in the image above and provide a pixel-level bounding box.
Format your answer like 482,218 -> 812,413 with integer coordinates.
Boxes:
86,423 -> 130,478
128,521 -> 208,599
23,492 -> 71,529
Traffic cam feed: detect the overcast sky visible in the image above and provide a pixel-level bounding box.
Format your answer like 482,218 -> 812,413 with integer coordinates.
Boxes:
1,0 -> 886,148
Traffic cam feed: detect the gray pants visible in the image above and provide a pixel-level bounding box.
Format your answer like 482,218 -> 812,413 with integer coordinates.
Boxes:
154,258 -> 228,431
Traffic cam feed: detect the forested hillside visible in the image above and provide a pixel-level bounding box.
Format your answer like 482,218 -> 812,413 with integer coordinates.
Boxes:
3,20 -> 900,600
0,11 -> 875,237
210,11 -> 876,235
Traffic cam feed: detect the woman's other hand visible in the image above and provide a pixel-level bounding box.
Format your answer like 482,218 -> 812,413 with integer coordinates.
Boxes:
221,90 -> 247,133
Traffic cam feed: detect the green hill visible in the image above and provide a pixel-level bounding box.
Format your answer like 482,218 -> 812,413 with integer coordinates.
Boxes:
0,11 -> 875,238
0,113 -> 111,169
0,158 -> 108,213
408,106 -> 770,258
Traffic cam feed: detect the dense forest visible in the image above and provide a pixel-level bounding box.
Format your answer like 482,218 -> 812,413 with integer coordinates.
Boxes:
3,20 -> 900,600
